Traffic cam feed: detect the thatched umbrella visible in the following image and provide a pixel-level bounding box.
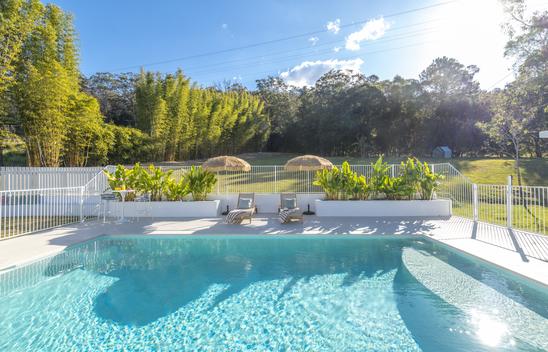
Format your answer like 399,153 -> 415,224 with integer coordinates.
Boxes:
202,156 -> 251,214
284,155 -> 333,171
202,156 -> 251,172
284,155 -> 333,215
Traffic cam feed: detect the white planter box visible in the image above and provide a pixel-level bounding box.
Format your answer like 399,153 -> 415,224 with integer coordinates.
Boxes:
315,199 -> 452,217
110,200 -> 220,218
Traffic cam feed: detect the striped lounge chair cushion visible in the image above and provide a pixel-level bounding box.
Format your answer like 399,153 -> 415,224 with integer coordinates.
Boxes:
279,208 -> 300,224
226,208 -> 253,224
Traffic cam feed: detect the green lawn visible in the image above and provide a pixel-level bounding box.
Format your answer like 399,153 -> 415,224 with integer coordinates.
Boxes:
233,153 -> 548,186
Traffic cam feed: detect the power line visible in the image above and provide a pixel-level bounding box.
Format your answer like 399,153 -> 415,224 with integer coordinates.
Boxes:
183,26 -> 441,75
108,0 -> 458,71
486,71 -> 514,90
195,40 -> 439,82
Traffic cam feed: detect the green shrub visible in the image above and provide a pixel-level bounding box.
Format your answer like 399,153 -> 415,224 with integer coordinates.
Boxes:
103,164 -> 138,201
164,178 -> 190,201
136,164 -> 173,201
416,161 -> 444,200
369,156 -> 391,198
186,166 -> 217,201
313,161 -> 369,200
314,156 -> 444,201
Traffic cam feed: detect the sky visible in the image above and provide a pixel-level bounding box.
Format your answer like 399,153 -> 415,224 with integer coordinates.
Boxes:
46,0 -> 547,90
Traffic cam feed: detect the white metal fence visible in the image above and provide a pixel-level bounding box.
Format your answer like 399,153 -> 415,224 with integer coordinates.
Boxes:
0,167 -> 103,191
0,164 -> 546,245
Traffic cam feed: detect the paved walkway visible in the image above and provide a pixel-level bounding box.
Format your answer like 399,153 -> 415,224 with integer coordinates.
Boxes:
0,216 -> 547,286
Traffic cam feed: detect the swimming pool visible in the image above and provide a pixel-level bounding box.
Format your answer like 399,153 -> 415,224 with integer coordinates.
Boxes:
0,235 -> 546,351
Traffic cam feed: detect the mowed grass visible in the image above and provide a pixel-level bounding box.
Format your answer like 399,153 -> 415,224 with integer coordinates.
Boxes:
235,153 -> 548,186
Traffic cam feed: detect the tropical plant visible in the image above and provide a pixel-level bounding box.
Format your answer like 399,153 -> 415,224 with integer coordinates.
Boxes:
164,177 -> 190,201
313,162 -> 369,200
185,166 -> 217,201
379,176 -> 411,200
416,161 -> 444,200
313,166 -> 343,200
103,164 -> 137,201
369,156 -> 391,198
136,164 -> 172,201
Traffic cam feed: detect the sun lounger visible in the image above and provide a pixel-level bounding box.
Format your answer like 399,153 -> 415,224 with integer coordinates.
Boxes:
226,193 -> 256,224
279,192 -> 303,223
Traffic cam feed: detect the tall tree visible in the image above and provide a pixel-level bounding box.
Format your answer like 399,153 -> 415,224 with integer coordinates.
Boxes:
13,3 -> 80,166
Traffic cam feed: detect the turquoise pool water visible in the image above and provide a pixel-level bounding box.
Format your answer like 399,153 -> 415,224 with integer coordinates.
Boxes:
0,235 -> 546,351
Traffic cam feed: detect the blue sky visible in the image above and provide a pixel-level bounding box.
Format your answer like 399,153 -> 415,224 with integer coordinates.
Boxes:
46,0 -> 545,89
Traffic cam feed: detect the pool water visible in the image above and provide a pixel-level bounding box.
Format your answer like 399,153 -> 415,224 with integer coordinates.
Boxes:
0,235 -> 546,351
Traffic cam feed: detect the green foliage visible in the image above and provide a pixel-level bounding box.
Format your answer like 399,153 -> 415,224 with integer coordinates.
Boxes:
164,178 -> 190,201
416,161 -> 444,200
314,157 -> 442,201
379,176 -> 410,200
313,166 -> 344,200
103,164 -> 137,201
136,164 -> 173,201
369,156 -> 391,198
185,166 -> 217,201
313,161 -> 369,200
105,124 -> 154,164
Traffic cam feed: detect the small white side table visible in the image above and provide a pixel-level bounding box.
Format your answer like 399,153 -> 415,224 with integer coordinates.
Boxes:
112,189 -> 135,223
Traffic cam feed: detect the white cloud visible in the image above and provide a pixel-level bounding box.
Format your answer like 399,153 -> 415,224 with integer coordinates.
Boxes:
333,47 -> 341,52
280,58 -> 364,87
345,17 -> 390,51
308,36 -> 319,46
326,19 -> 341,34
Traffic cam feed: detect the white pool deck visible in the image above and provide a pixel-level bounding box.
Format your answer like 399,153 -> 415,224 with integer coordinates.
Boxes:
0,216 -> 547,286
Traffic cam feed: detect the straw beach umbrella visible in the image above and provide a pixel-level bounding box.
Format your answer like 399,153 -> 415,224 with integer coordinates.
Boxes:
202,156 -> 251,172
203,156 -> 251,214
284,155 -> 333,172
284,155 -> 333,214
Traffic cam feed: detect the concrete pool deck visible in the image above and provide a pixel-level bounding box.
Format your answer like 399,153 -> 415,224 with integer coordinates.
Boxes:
0,216 -> 547,286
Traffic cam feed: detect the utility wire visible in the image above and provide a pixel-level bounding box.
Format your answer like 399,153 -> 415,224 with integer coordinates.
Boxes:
108,0 -> 458,71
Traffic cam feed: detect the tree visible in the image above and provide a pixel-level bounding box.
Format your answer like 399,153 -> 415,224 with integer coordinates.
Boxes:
478,83 -> 537,185
419,57 -> 485,155
255,76 -> 299,151
82,72 -> 138,126
501,0 -> 547,157
13,3 -> 81,166
0,0 -> 42,115
63,92 -> 111,166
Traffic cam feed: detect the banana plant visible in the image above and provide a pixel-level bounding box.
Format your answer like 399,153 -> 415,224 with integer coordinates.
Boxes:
416,161 -> 444,200
313,166 -> 343,200
137,164 -> 173,201
186,166 -> 217,201
370,155 -> 391,198
164,177 -> 190,201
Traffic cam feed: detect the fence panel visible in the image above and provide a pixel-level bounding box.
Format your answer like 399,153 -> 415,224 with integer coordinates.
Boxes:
0,167 -> 103,191
0,187 -> 83,239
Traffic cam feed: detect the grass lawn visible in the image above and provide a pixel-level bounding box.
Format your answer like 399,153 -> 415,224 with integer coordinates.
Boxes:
234,153 -> 548,186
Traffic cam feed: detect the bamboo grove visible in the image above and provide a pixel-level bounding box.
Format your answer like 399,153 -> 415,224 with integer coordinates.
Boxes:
1,0 -> 269,166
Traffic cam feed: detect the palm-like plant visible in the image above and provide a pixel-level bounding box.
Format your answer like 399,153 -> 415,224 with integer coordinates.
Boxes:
164,177 -> 190,201
186,166 -> 217,201
136,165 -> 172,201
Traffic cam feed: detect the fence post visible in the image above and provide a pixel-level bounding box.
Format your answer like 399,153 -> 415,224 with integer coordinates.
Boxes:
506,175 -> 512,228
79,186 -> 84,222
472,183 -> 478,221
390,166 -> 395,178
274,166 -> 277,193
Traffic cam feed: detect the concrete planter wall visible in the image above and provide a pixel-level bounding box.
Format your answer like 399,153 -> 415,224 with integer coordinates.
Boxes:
315,199 -> 452,217
110,200 -> 220,218
211,193 -> 324,213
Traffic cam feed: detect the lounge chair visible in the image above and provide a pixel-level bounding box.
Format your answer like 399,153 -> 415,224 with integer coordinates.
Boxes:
279,192 -> 303,224
226,193 -> 256,224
